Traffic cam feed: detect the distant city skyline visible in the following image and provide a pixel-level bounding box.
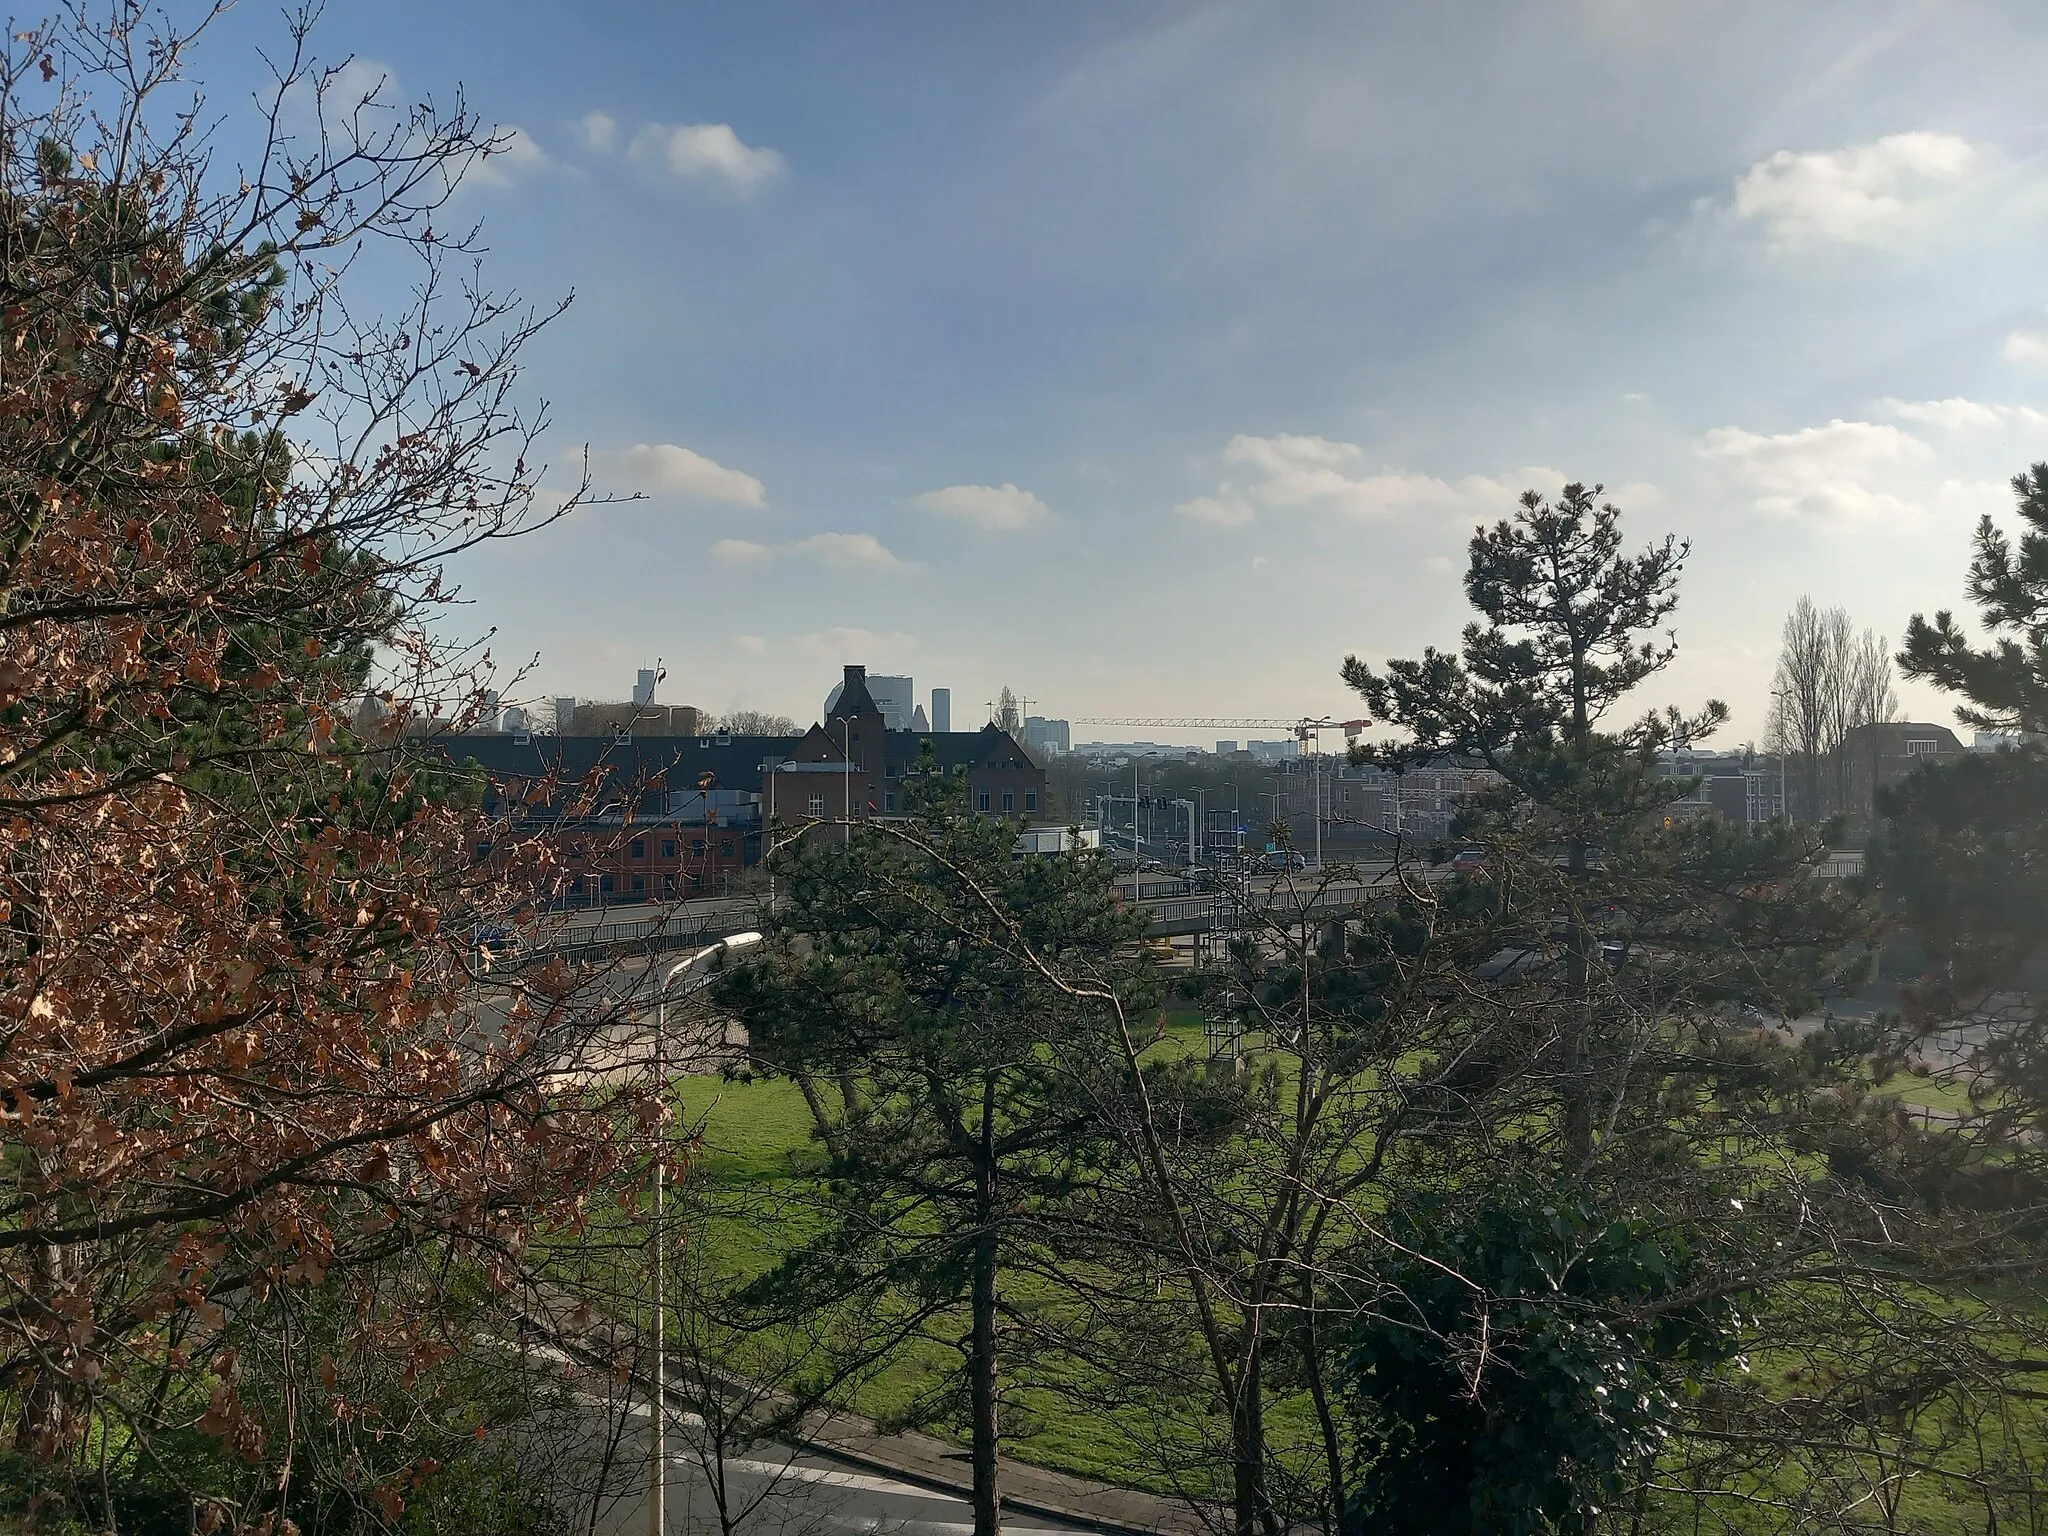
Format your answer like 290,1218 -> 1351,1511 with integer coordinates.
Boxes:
204,2 -> 2048,747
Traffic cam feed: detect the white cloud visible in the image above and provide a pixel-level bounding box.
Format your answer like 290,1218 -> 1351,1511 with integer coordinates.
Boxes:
1424,555 -> 1455,575
1250,555 -> 1269,570
1723,131 -> 1979,249
1937,479 -> 2012,519
574,111 -> 617,153
907,482 -> 1050,532
713,532 -> 914,572
1880,396 -> 2048,430
1227,434 -> 1464,519
464,124 -> 549,189
596,444 -> 766,506
1174,492 -> 1256,527
710,538 -> 773,564
293,56 -> 404,123
2003,310 -> 2048,363
733,634 -> 766,654
1699,419 -> 1930,518
1178,434 -> 1575,527
628,122 -> 786,191
791,532 -> 911,571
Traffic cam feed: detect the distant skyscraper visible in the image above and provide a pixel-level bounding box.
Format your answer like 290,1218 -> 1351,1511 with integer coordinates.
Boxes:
867,674 -> 915,730
1024,716 -> 1071,755
633,669 -> 657,706
932,688 -> 951,733
1217,740 -> 1238,756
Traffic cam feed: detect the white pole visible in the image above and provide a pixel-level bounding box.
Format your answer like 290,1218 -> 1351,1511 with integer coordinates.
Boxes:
649,931 -> 764,1536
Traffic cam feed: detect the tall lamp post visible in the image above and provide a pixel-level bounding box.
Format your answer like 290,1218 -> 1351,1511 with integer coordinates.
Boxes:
647,930 -> 764,1536
1299,717 -> 1335,869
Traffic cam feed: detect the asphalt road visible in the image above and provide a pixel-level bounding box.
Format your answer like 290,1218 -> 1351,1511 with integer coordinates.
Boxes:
566,1396 -> 1102,1535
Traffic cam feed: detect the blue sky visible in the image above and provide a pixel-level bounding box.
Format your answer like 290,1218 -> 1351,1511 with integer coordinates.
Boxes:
206,2 -> 2048,741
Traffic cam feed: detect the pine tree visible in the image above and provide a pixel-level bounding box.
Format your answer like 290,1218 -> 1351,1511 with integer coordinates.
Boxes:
1336,483 -> 1877,1527
1878,463 -> 2048,1132
719,759 -> 1152,1536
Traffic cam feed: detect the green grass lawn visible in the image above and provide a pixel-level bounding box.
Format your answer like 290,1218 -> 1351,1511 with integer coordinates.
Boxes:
607,1023 -> 2041,1525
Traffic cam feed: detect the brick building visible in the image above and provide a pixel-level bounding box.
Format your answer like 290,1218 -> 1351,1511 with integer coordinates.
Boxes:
448,664 -> 1047,906
765,666 -> 1045,831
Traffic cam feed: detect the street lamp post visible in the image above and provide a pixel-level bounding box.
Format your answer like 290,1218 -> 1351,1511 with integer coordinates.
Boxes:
647,930 -> 764,1536
1299,717 -> 1335,869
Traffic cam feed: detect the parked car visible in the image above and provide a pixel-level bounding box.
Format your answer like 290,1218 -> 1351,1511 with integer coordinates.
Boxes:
470,923 -> 521,956
1448,847 -> 1490,874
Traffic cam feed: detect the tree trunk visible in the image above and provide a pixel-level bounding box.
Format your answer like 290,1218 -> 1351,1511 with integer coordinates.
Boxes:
15,1240 -> 63,1453
1231,1338 -> 1280,1536
1302,1279 -> 1347,1533
970,1080 -> 1002,1536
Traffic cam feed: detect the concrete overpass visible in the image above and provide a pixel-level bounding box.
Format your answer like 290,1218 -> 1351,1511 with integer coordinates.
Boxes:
502,849 -> 1861,969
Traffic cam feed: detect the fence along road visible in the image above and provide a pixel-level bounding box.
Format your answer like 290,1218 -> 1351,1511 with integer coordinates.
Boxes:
506,850 -> 1866,966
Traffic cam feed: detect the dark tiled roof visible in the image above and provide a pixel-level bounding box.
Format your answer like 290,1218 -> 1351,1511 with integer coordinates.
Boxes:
887,724 -> 1036,773
438,726 -> 1042,787
439,734 -> 802,792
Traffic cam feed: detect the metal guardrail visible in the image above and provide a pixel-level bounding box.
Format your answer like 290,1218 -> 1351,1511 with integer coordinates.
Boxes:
503,909 -> 758,969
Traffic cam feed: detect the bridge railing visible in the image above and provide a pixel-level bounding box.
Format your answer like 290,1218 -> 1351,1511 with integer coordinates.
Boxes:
498,910 -> 757,969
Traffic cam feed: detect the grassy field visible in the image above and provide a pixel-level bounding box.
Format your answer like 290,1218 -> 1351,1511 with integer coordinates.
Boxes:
661,1023 -> 1225,1492
647,1024 -> 2035,1523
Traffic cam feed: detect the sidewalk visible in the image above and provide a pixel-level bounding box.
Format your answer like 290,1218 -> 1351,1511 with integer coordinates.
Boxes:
793,1404 -> 1210,1535
526,1297 -> 1212,1535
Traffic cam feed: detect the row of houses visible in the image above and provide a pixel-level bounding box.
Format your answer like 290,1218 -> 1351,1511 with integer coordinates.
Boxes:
447,666 -> 1049,904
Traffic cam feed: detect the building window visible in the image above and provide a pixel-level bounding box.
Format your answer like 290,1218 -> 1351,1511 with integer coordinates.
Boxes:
809,793 -> 825,817
1906,739 -> 1939,756
661,875 -> 676,898
599,874 -> 614,894
631,873 -> 646,894
885,791 -> 896,812
720,841 -> 735,857
692,838 -> 708,856
662,839 -> 676,859
630,838 -> 646,858
1002,789 -> 1015,812
1024,790 -> 1036,813
978,790 -> 992,813
569,877 -> 583,895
